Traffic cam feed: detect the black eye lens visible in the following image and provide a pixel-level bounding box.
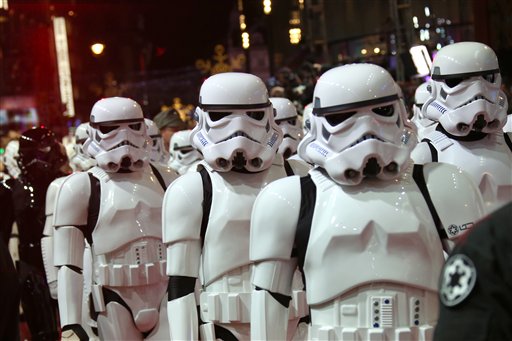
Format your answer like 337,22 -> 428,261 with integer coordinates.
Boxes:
445,77 -> 464,88
288,119 -> 296,125
372,105 -> 394,117
99,125 -> 119,134
483,73 -> 495,83
129,123 -> 141,130
208,112 -> 232,122
324,111 -> 357,126
247,111 -> 265,121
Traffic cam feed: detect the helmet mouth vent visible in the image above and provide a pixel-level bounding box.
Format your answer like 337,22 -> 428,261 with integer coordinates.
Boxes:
250,158 -> 262,168
384,162 -> 398,174
362,158 -> 382,177
344,169 -> 360,180
232,151 -> 247,169
456,123 -> 470,133
472,114 -> 486,131
121,157 -> 132,168
216,158 -> 229,169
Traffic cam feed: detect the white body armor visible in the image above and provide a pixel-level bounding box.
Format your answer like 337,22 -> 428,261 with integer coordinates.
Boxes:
53,165 -> 171,340
163,155 -> 308,340
250,162 -> 485,341
412,129 -> 512,213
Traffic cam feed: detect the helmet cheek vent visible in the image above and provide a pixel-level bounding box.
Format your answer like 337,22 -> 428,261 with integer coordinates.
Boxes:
440,88 -> 448,100
321,125 -> 330,141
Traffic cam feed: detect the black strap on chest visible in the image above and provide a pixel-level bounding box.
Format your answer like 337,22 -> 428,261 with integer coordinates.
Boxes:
504,132 -> 512,152
412,164 -> 448,240
149,163 -> 167,191
284,159 -> 294,176
85,173 -> 101,245
292,175 -> 317,276
199,167 -> 212,248
421,138 -> 438,162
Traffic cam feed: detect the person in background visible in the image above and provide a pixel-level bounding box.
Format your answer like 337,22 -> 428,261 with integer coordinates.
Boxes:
153,108 -> 187,162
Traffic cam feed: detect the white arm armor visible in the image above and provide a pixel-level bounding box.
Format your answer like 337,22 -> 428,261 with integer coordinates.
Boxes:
41,177 -> 66,299
53,172 -> 91,227
57,265 -> 84,327
250,176 -> 302,340
411,141 -> 433,165
167,293 -> 198,341
251,290 -> 290,341
422,162 -> 486,251
163,172 -> 203,277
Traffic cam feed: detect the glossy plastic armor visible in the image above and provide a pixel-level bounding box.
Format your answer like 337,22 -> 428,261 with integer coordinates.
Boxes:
250,163 -> 485,340
145,118 -> 168,166
190,72 -> 283,173
249,63 -> 486,340
3,139 -> 20,179
411,82 -> 436,140
422,42 -> 507,136
298,63 -> 417,186
163,73 -> 306,341
84,97 -> 151,173
412,43 -> 512,213
302,103 -> 313,135
0,127 -> 70,341
53,97 -> 173,340
168,129 -> 203,175
69,122 -> 97,172
270,97 -> 302,159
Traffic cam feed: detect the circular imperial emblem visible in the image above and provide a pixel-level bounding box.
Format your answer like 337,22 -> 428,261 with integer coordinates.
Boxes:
447,224 -> 459,236
440,254 -> 477,307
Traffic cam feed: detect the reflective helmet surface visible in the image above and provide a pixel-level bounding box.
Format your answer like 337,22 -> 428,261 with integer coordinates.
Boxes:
190,72 -> 282,172
70,122 -> 96,171
3,139 -> 21,178
144,118 -> 167,164
84,97 -> 150,172
270,97 -> 302,159
169,129 -> 202,173
298,63 -> 416,185
302,102 -> 313,135
423,42 -> 507,135
18,127 -> 69,183
411,82 -> 434,127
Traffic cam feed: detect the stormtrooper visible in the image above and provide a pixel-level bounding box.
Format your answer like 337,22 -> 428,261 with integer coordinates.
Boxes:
162,72 -> 308,341
270,97 -> 303,159
411,41 -> 512,213
52,97 -> 175,340
249,63 -> 486,341
167,129 -> 203,175
0,127 -> 70,341
145,118 -> 168,166
69,122 -> 97,172
410,82 -> 436,140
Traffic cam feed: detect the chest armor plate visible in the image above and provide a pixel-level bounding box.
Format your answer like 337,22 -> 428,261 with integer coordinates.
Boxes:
92,169 -> 165,255
202,164 -> 285,285
435,133 -> 512,211
304,169 -> 445,305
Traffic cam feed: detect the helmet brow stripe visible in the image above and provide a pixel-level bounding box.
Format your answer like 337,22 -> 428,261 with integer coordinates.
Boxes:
313,94 -> 399,116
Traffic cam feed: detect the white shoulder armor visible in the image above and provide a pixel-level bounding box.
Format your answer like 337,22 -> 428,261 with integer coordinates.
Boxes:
53,172 -> 91,227
410,141 -> 433,165
422,162 -> 486,239
151,162 -> 179,188
43,176 -> 66,235
250,175 -> 301,262
286,158 -> 312,177
162,171 -> 204,245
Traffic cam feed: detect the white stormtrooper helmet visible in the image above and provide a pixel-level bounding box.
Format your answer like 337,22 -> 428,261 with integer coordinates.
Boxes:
302,102 -> 313,135
71,122 -> 96,171
270,97 -> 302,159
423,41 -> 508,136
3,139 -> 21,179
190,72 -> 282,172
169,130 -> 202,170
84,97 -> 150,173
298,63 -> 416,186
144,118 -> 166,163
